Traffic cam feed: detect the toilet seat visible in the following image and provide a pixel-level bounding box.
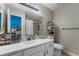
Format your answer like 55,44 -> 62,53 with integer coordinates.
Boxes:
54,43 -> 64,50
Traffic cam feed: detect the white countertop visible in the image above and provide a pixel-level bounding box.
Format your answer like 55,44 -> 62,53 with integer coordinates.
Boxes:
0,38 -> 54,55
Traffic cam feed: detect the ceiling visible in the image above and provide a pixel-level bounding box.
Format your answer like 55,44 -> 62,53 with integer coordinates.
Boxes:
42,3 -> 58,11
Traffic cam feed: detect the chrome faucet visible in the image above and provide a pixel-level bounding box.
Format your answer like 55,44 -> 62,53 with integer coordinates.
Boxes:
27,34 -> 35,41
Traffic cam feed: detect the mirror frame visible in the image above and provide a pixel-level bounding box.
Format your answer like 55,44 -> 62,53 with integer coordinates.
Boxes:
0,7 -> 4,34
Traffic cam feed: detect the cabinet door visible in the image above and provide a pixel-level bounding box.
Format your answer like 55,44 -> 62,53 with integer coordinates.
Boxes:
45,42 -> 54,56
46,47 -> 54,56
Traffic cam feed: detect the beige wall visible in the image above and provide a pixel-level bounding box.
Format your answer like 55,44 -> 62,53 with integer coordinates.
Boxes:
54,3 -> 79,55
30,3 -> 54,20
39,4 -> 54,36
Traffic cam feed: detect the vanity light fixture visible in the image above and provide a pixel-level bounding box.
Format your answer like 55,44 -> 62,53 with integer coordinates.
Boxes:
19,3 -> 39,11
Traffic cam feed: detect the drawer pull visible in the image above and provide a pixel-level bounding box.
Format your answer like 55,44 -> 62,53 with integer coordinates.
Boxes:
47,50 -> 48,54
44,52 -> 45,56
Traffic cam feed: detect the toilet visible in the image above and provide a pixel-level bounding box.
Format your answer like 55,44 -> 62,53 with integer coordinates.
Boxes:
47,36 -> 63,56
54,43 -> 64,56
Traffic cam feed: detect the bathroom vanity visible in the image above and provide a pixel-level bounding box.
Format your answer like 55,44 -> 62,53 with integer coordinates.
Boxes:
0,39 -> 54,56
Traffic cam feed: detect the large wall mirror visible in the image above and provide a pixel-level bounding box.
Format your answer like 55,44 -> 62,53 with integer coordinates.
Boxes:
7,9 -> 22,43
0,8 -> 4,34
9,15 -> 21,32
0,12 -> 2,30
25,13 -> 42,38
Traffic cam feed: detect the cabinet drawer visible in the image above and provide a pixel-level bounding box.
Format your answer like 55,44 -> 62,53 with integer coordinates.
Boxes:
3,51 -> 23,56
23,44 -> 45,56
10,52 -> 22,56
31,50 -> 44,56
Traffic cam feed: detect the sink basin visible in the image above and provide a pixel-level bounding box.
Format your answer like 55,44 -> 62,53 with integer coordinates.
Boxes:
23,37 -> 53,45
24,39 -> 42,44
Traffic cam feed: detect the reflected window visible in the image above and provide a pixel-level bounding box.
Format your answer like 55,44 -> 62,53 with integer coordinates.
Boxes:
10,15 -> 21,32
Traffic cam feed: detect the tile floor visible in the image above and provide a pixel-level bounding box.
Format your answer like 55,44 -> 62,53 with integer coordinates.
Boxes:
62,51 -> 70,56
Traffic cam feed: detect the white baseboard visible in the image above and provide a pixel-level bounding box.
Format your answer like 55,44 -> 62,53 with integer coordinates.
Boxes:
63,50 -> 77,56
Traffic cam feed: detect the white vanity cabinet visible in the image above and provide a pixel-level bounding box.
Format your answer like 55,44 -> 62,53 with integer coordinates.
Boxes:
0,39 -> 54,56
23,41 -> 53,56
